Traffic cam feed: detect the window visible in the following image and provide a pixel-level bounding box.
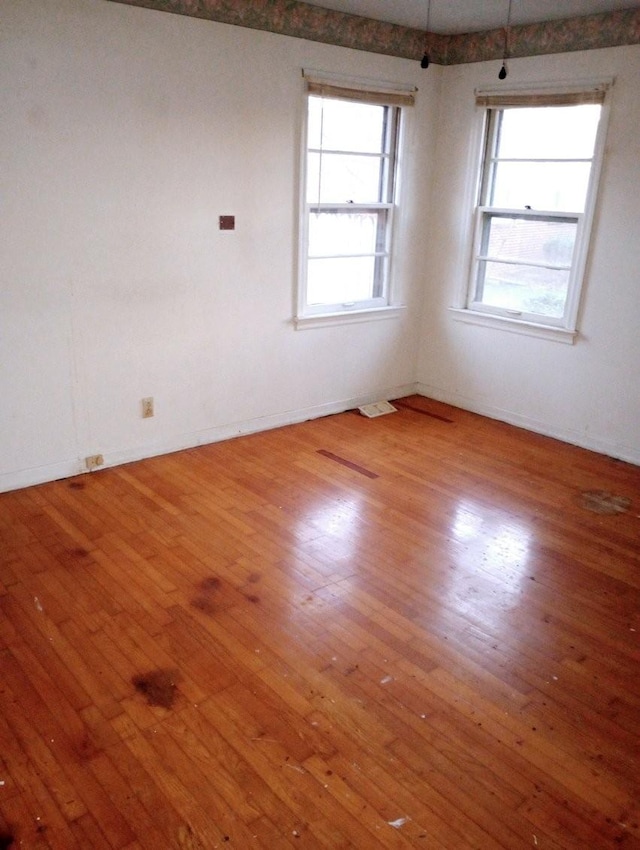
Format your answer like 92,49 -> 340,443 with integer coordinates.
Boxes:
297,76 -> 413,324
461,85 -> 609,340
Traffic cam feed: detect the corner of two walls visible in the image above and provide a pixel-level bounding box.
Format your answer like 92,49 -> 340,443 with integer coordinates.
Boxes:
415,45 -> 640,466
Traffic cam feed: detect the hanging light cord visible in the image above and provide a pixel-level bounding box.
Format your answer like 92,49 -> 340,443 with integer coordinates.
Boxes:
499,0 -> 513,79
420,0 -> 431,68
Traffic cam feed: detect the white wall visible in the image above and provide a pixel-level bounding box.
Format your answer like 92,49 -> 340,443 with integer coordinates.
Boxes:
1,0 -> 439,491
3,2 -> 638,494
417,45 -> 640,464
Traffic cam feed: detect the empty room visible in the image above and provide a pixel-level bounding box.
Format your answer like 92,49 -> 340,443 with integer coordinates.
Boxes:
1,0 -> 639,847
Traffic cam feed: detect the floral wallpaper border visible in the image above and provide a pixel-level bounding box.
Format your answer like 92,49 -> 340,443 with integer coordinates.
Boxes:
108,0 -> 640,64
446,8 -> 640,64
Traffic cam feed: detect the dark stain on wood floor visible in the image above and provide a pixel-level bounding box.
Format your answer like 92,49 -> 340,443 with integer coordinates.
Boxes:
132,669 -> 179,709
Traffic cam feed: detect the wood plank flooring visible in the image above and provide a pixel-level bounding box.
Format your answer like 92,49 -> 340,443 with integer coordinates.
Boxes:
1,395 -> 639,849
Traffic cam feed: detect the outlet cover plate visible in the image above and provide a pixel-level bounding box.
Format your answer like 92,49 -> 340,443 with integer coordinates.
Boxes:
85,454 -> 104,470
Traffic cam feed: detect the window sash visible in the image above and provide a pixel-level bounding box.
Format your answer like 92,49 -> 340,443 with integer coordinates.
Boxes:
480,108 -> 599,213
470,208 -> 584,325
304,205 -> 392,312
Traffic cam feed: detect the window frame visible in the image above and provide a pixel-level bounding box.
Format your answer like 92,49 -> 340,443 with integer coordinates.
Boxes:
296,73 -> 413,328
453,81 -> 612,343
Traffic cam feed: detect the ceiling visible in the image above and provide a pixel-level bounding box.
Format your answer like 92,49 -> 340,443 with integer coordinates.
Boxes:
301,0 -> 640,33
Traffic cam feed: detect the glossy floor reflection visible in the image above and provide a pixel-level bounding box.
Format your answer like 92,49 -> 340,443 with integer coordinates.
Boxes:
448,499 -> 533,626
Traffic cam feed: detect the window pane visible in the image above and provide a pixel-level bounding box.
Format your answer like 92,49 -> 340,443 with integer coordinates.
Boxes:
307,152 -> 383,203
491,161 -> 592,212
476,261 -> 570,317
497,105 -> 601,160
307,256 -> 377,305
483,216 -> 577,267
308,96 -> 385,153
308,211 -> 387,257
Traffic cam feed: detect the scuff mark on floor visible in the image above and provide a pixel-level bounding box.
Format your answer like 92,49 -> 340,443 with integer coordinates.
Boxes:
388,816 -> 409,829
577,490 -> 630,515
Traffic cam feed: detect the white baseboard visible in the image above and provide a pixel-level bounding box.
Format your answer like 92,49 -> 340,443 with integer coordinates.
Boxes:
0,382 -> 418,494
416,382 -> 640,466
0,458 -> 86,495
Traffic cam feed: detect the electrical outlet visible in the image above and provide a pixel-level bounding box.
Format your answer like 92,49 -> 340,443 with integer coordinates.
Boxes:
85,454 -> 104,471
141,397 -> 154,418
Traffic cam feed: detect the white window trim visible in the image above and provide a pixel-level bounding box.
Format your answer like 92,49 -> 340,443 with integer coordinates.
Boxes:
448,307 -> 577,343
452,78 -> 613,343
295,70 -> 413,328
294,304 -> 406,330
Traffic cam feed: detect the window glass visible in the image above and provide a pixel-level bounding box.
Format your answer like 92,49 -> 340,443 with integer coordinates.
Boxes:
306,153 -> 383,204
307,97 -> 385,153
490,161 -> 593,212
496,105 -> 601,160
481,216 -> 577,266
307,257 -> 377,306
308,211 -> 387,257
475,262 -> 570,317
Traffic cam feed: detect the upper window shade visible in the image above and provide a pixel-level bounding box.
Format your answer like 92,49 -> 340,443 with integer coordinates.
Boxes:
475,84 -> 609,109
304,78 -> 415,108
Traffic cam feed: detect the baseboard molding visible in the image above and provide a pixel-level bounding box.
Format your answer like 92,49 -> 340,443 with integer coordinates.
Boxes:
0,458 -> 86,495
416,382 -> 640,466
0,383 -> 418,493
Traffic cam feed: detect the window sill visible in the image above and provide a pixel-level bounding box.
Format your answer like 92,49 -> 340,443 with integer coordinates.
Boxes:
448,308 -> 577,344
295,305 -> 406,330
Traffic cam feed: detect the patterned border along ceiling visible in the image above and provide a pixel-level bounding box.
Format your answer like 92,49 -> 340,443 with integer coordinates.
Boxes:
108,0 -> 640,63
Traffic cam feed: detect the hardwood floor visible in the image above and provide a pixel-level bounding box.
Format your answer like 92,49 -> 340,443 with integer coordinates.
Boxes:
1,396 -> 639,849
